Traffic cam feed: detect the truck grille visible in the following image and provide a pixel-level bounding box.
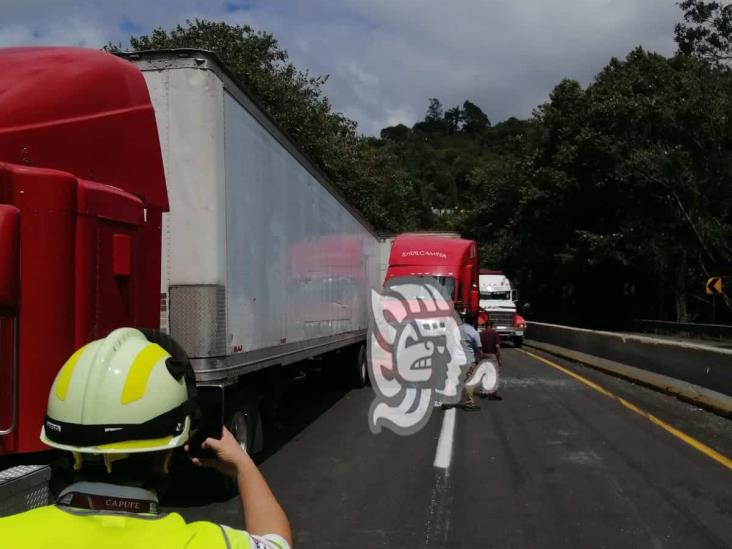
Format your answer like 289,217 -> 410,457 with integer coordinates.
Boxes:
487,311 -> 514,327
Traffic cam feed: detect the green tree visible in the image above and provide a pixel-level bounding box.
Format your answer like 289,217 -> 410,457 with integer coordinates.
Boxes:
452,47 -> 732,323
425,98 -> 444,121
675,1 -> 732,63
336,145 -> 421,232
380,124 -> 411,142
414,98 -> 449,134
444,106 -> 463,134
504,49 -> 732,321
462,100 -> 491,133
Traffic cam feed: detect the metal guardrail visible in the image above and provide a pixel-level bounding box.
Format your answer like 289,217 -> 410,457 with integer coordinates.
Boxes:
632,319 -> 732,340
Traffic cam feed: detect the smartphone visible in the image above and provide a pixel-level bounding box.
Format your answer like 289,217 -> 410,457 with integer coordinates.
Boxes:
189,385 -> 224,459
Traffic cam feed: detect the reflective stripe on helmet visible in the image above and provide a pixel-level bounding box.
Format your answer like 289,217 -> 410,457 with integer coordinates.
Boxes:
54,345 -> 89,401
121,343 -> 170,404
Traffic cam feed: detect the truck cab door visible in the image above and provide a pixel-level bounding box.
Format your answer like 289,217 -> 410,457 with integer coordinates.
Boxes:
0,205 -> 19,437
0,163 -> 79,454
75,180 -> 146,343
0,163 -> 150,455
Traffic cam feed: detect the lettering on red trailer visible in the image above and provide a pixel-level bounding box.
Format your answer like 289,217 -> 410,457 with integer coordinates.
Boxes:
401,250 -> 448,260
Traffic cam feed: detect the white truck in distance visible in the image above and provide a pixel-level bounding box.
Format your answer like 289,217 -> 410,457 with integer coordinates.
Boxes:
479,270 -> 525,348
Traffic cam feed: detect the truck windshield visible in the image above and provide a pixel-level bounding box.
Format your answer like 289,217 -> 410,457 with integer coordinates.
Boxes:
386,276 -> 455,300
480,290 -> 511,300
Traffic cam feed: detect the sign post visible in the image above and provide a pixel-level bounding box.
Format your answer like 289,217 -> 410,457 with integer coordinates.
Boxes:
705,277 -> 724,324
705,277 -> 723,296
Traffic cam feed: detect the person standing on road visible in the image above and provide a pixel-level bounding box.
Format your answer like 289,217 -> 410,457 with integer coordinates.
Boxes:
450,306 -> 484,411
0,327 -> 292,549
479,320 -> 503,400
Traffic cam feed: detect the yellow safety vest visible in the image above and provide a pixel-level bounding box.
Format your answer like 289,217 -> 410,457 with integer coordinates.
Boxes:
1,480 -> 288,549
0,504 -> 258,549
7,498 -> 298,549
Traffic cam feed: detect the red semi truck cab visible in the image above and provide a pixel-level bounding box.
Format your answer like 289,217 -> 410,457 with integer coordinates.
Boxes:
383,234 -> 480,313
0,48 -> 167,456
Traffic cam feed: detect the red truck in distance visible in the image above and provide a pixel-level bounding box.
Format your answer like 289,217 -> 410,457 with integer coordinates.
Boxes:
383,234 -> 480,314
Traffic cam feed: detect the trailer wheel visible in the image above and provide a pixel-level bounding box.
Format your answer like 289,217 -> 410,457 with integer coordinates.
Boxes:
227,400 -> 264,455
353,344 -> 369,388
229,410 -> 250,453
219,407 -> 256,498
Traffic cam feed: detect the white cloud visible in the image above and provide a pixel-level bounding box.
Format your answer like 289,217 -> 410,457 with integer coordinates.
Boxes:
0,0 -> 681,134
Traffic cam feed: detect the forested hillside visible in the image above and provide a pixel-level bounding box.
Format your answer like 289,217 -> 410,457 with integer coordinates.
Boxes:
371,99 -> 533,224
369,1 -> 732,325
109,0 -> 732,324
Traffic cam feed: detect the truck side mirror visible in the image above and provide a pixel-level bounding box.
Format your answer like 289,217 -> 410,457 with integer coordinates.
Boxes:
0,205 -> 20,312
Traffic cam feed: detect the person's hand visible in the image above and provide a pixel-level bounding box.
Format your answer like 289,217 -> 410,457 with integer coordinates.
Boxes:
186,427 -> 251,477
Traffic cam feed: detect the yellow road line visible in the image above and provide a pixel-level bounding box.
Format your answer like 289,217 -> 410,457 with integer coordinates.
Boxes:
520,349 -> 732,471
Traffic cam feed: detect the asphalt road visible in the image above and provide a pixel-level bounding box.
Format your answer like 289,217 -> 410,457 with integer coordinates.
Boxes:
168,347 -> 732,548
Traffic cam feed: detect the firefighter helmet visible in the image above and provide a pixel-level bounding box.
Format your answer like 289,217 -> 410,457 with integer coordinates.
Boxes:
40,327 -> 195,454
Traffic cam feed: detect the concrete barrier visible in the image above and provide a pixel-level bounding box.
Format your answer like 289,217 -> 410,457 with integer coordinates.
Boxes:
526,322 -> 732,414
632,319 -> 732,342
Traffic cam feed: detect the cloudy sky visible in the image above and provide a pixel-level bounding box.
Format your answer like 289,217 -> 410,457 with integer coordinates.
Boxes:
0,1 -> 681,135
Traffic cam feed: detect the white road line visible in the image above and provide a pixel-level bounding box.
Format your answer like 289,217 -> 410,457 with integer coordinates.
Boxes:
433,407 -> 456,471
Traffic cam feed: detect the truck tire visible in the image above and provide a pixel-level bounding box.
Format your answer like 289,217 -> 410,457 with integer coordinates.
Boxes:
353,344 -> 369,388
218,404 -> 261,498
228,410 -> 251,453
218,410 -> 249,497
513,336 -> 523,349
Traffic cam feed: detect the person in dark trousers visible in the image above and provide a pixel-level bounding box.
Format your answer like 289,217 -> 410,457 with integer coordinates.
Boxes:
479,320 -> 503,400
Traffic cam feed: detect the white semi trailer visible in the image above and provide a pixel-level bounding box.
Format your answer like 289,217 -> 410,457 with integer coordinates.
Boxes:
128,49 -> 381,449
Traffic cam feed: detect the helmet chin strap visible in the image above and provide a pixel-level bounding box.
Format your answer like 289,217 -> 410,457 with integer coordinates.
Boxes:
161,450 -> 173,475
72,451 -> 131,473
103,453 -> 129,474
